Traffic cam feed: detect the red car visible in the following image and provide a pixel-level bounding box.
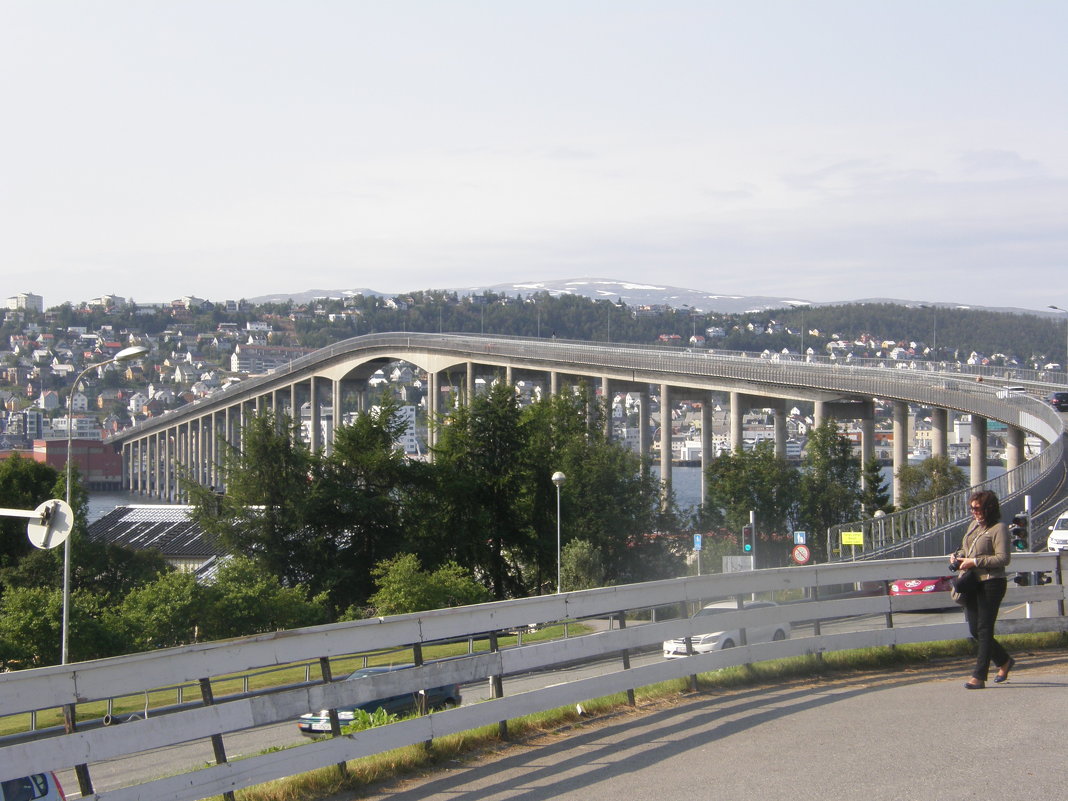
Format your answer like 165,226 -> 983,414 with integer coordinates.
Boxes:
889,576 -> 953,596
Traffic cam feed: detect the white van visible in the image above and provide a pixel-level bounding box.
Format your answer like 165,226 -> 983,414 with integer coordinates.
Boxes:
996,385 -> 1026,399
1047,513 -> 1068,552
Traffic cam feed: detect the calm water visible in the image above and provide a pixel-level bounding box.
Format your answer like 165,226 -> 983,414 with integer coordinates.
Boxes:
658,464 -> 1006,513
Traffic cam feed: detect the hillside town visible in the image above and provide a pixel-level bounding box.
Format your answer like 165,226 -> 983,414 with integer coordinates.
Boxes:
1,290 -> 1044,490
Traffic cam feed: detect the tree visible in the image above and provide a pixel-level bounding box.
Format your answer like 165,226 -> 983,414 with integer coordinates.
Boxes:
797,420 -> 862,560
367,553 -> 489,617
704,442 -> 799,536
431,381 -> 529,599
187,411 -> 317,588
200,557 -> 325,640
860,457 -> 893,516
895,455 -> 968,508
559,539 -> 607,591
117,570 -> 207,650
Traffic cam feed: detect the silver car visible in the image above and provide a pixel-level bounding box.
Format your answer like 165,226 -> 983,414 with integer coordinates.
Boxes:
663,600 -> 790,657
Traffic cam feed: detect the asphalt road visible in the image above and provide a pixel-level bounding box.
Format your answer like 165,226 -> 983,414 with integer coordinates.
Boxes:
343,652 -> 1068,801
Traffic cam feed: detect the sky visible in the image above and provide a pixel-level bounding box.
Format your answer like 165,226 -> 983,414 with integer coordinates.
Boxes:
3,2 -> 1066,312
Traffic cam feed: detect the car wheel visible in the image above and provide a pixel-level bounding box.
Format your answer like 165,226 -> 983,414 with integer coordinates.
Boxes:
720,638 -> 735,649
772,629 -> 787,641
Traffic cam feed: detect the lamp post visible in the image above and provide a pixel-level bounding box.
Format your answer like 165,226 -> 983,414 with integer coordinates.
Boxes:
1049,305 -> 1068,374
63,344 -> 149,664
551,471 -> 565,593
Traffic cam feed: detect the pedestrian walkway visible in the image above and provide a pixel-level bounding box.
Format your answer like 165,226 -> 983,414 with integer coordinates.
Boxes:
342,653 -> 1068,801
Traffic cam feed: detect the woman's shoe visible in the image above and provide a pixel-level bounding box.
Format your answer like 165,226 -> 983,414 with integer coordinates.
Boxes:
993,657 -> 1016,683
964,679 -> 985,690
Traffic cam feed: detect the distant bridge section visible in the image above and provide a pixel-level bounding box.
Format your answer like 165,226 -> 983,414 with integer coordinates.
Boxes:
108,333 -> 1064,526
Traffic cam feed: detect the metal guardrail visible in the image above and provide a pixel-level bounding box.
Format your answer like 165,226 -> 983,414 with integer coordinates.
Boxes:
1,554 -> 1065,799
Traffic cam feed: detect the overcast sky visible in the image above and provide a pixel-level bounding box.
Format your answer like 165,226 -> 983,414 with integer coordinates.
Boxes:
3,2 -> 1066,312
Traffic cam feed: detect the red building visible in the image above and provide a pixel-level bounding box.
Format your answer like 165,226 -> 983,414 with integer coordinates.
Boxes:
30,439 -> 124,490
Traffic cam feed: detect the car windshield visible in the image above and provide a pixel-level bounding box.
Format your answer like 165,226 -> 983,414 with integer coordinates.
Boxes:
1053,518 -> 1068,532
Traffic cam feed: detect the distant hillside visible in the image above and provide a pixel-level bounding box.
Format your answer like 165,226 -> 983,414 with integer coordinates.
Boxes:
248,277 -> 1055,318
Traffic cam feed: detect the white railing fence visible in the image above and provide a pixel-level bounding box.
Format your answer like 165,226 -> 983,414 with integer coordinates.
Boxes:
1,553 -> 1065,800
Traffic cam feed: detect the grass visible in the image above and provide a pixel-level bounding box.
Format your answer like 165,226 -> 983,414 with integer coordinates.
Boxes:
214,631 -> 1068,801
0,622 -> 588,738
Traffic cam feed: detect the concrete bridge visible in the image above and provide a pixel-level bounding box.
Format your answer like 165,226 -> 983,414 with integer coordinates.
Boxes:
109,333 -> 1064,511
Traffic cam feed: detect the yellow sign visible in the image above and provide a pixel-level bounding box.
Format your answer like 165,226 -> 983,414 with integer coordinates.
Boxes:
841,531 -> 865,546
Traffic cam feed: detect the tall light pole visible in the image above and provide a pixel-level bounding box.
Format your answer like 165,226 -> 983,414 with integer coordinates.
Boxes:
1050,305 -> 1068,374
551,471 -> 565,593
63,344 -> 149,664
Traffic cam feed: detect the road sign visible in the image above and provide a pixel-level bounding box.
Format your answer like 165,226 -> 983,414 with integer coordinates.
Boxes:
841,531 -> 865,546
723,555 -> 754,573
791,544 -> 811,565
693,533 -> 702,551
26,499 -> 74,550
793,531 -> 807,545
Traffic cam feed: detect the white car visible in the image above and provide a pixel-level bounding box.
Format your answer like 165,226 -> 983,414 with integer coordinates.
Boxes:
1047,513 -> 1068,552
996,385 -> 1026,399
1,772 -> 67,800
663,600 -> 790,657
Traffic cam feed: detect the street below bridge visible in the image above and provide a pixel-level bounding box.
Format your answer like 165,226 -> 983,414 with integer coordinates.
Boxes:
342,652 -> 1068,801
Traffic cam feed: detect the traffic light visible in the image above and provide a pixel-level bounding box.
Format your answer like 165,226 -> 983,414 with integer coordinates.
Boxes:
741,524 -> 754,554
1009,513 -> 1028,552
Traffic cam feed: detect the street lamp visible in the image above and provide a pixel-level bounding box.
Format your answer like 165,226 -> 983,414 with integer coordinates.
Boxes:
1049,305 -> 1068,374
63,344 -> 149,664
551,471 -> 565,593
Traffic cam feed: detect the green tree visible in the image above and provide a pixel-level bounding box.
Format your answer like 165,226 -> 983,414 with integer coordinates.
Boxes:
559,539 -> 607,591
366,553 -> 489,616
797,420 -> 862,561
116,569 -> 207,650
187,411 -> 317,588
704,442 -> 799,536
0,586 -> 125,668
201,556 -> 325,640
860,457 -> 893,516
431,381 -> 529,598
895,455 -> 968,508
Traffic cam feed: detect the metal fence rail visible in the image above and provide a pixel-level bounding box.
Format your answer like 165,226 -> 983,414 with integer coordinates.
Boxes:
1,553 -> 1065,800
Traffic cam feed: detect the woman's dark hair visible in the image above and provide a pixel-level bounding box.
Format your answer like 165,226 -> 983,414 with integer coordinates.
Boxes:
969,490 -> 1002,525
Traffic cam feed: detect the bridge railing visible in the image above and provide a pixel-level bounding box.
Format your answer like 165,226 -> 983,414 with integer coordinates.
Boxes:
2,553 -> 1065,801
829,432 -> 1066,561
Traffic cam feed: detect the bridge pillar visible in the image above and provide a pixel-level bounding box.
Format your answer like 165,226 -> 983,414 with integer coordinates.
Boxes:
290,383 -> 299,442
466,361 -> 475,404
309,378 -> 321,453
931,408 -> 948,459
331,379 -> 342,451
892,401 -> 909,506
814,400 -> 826,428
638,388 -> 651,473
730,391 -> 744,452
602,376 -> 612,439
701,397 -> 713,506
550,370 -> 559,396
660,383 -> 672,502
860,411 -> 875,481
427,370 -> 439,451
970,416 -> 988,486
1005,425 -> 1024,493
773,402 -> 787,459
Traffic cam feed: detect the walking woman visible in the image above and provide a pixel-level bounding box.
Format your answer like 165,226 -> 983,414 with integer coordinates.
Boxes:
951,489 -> 1015,689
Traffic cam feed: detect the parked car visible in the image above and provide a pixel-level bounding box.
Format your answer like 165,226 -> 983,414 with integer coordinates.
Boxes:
0,772 -> 66,801
889,576 -> 953,597
297,665 -> 462,737
1047,391 -> 1068,412
1047,513 -> 1068,552
662,600 -> 789,657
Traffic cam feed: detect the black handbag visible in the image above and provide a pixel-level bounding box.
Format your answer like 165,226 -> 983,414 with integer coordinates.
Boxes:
950,568 -> 979,602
